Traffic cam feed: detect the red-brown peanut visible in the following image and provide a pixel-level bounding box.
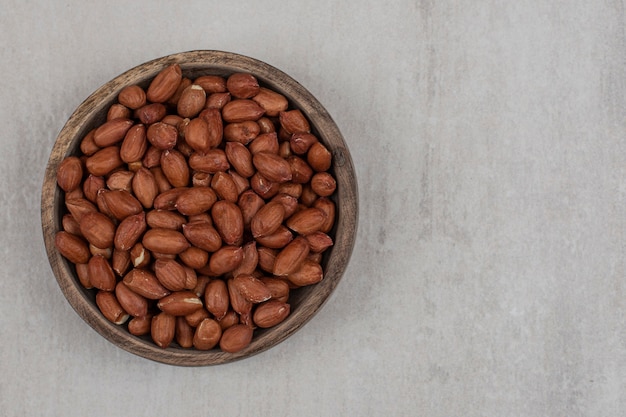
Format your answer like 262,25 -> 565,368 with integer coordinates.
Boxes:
54,68 -> 337,352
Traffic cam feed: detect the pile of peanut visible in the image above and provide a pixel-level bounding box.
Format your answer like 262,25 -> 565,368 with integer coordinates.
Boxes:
54,64 -> 336,353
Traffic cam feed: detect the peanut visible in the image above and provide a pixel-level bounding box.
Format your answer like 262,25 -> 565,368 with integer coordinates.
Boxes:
54,68 -> 337,352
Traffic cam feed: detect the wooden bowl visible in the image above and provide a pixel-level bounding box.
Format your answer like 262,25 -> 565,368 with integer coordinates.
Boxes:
41,50 -> 358,366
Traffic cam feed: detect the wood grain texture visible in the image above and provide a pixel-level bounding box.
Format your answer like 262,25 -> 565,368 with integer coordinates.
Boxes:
40,50 -> 358,366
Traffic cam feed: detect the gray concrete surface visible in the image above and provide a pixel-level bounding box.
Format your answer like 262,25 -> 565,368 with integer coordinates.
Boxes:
2,1 -> 626,416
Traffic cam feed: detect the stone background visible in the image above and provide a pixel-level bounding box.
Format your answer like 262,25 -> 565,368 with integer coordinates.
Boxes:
2,1 -> 626,416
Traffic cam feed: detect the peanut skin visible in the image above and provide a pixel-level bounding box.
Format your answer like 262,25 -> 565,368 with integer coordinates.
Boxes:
55,70 -> 338,352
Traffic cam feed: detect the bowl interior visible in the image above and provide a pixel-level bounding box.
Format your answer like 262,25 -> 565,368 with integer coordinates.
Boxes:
41,50 -> 358,366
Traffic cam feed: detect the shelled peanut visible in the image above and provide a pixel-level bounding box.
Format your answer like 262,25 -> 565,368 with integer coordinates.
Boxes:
54,64 -> 337,353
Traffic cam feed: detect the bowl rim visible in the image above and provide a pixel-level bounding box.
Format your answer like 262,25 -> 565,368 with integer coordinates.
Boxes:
41,50 -> 358,366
